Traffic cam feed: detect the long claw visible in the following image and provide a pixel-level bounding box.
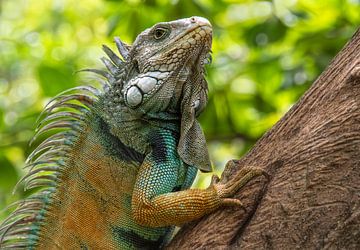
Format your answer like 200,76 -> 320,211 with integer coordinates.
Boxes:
228,167 -> 267,190
216,166 -> 269,199
210,174 -> 220,185
221,198 -> 245,210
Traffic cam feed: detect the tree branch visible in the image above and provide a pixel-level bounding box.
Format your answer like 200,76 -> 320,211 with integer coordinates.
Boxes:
167,28 -> 360,249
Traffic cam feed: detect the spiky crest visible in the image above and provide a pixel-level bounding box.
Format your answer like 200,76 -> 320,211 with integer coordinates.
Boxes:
0,38 -> 128,249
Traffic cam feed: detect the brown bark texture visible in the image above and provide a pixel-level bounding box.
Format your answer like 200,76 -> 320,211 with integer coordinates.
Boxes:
167,28 -> 360,249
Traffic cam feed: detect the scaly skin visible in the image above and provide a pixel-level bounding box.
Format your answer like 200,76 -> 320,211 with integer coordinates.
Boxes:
0,17 -> 265,249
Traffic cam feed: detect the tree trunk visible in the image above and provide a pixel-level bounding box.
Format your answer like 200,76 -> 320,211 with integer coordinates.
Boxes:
167,28 -> 360,249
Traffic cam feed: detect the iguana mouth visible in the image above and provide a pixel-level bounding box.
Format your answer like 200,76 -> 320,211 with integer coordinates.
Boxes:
181,24 -> 212,55
176,23 -> 212,45
178,24 -> 213,75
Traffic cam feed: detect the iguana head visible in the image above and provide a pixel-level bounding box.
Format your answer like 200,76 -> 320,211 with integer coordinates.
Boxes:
100,17 -> 213,172
122,16 -> 212,114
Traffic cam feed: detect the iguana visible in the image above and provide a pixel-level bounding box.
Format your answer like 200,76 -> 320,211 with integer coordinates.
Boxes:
0,16 -> 265,249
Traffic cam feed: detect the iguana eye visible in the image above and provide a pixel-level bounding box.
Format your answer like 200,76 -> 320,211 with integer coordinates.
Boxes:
153,28 -> 168,40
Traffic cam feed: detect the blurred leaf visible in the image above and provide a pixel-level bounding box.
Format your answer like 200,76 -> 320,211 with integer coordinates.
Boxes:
0,154 -> 18,192
243,17 -> 288,47
291,10 -> 309,20
37,64 -> 77,96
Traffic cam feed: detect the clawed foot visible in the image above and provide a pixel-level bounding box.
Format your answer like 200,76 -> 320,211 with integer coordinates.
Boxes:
211,166 -> 269,209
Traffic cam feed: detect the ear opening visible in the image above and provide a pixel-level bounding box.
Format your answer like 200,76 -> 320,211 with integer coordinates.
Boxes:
132,60 -> 140,74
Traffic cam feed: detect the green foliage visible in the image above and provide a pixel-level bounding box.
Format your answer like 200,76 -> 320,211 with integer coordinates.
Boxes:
0,0 -> 359,215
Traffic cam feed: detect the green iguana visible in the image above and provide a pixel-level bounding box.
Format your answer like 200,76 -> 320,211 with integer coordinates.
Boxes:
0,16 -> 265,249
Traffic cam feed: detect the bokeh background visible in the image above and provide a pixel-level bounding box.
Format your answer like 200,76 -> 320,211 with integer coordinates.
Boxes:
0,0 -> 359,218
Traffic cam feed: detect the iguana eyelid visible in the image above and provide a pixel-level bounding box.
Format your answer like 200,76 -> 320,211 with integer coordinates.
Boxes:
153,27 -> 169,40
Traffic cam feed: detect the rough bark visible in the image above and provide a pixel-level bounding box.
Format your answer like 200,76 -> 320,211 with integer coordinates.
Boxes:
167,28 -> 360,249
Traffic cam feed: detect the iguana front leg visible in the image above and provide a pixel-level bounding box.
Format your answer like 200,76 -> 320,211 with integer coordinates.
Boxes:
131,130 -> 267,227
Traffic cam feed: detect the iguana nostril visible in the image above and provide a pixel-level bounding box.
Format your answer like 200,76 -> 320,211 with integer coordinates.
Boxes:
189,16 -> 212,28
